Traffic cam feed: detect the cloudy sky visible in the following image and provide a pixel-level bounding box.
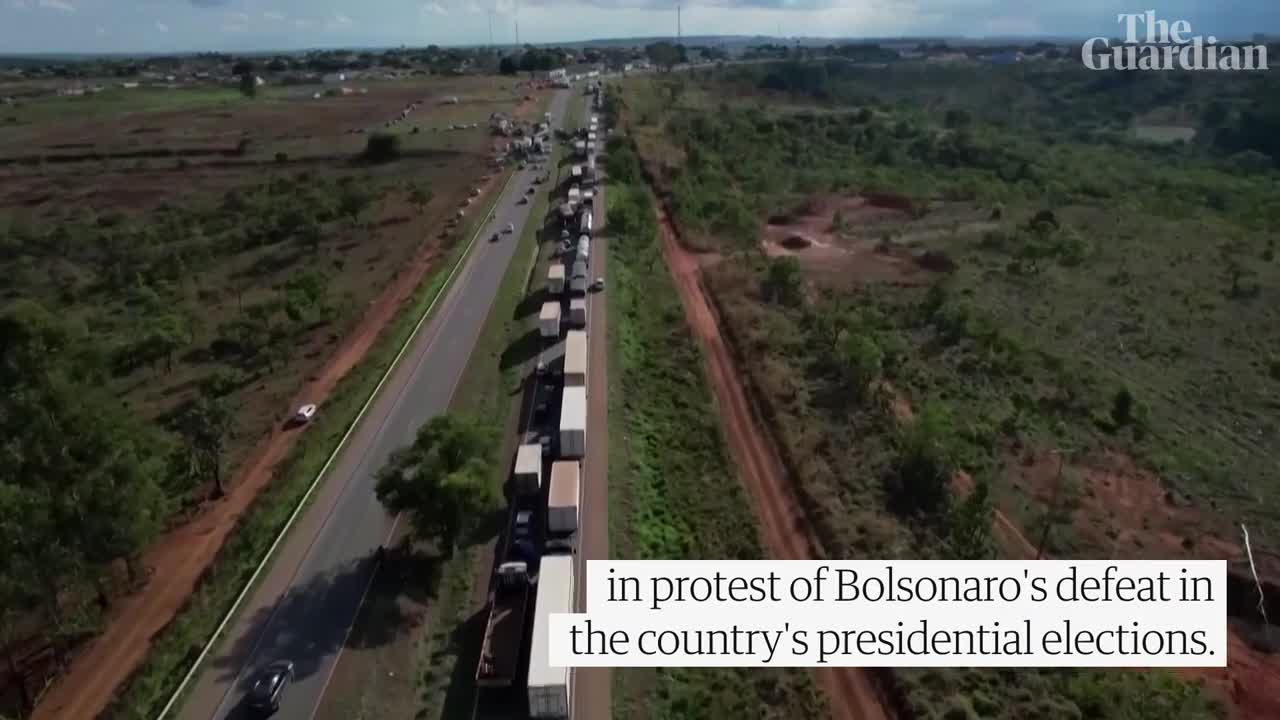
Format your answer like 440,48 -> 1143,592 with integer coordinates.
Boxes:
1,0 -> 1277,55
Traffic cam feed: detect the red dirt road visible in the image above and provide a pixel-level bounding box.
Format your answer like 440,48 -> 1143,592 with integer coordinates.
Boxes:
656,203 -> 892,720
28,190 -> 488,720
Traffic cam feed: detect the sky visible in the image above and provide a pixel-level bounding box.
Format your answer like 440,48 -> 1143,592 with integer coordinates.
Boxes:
1,0 -> 1277,55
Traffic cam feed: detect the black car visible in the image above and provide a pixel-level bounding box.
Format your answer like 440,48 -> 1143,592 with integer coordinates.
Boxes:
247,660 -> 294,715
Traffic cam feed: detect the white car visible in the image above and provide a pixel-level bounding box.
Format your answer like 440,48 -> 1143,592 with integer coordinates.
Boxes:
504,222 -> 515,234
293,404 -> 317,425
591,277 -> 605,292
514,510 -> 532,538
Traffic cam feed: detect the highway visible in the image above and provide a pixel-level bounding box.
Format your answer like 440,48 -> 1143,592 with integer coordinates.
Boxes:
177,87 -> 572,720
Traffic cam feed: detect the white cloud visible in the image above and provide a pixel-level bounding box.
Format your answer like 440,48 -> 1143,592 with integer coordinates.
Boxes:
155,20 -> 168,32
228,11 -> 249,22
493,0 -> 515,16
95,25 -> 105,35
263,10 -> 286,21
224,22 -> 248,32
422,1 -> 448,16
37,0 -> 74,13
10,0 -> 29,10
325,12 -> 352,29
464,0 -> 481,13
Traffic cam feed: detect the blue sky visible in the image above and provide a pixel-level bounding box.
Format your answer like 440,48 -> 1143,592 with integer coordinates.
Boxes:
1,1 -> 1277,55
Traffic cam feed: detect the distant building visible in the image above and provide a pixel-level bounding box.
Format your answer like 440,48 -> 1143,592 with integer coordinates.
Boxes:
322,72 -> 346,84
548,68 -> 567,83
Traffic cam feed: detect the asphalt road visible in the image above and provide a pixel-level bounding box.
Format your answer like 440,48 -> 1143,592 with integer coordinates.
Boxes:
178,87 -> 572,720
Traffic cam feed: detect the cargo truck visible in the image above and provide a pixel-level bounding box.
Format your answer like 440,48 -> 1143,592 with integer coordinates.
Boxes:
567,186 -> 581,205
564,330 -> 587,387
576,236 -> 590,264
574,140 -> 586,156
547,263 -> 566,294
546,461 -> 580,553
571,165 -> 583,179
539,302 -> 561,339
559,386 -> 586,459
568,298 -> 586,329
569,261 -> 588,295
476,560 -> 531,688
512,443 -> 542,495
579,212 -> 592,237
528,555 -> 574,718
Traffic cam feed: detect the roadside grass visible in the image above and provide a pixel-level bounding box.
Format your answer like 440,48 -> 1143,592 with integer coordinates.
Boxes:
605,181 -> 823,720
106,167 -> 516,720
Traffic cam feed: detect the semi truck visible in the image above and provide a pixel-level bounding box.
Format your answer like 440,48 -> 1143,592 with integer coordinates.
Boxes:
475,560 -> 531,689
547,263 -> 566,294
568,297 -> 587,329
579,212 -> 592,237
546,461 -> 580,553
512,443 -> 543,495
539,302 -> 561,339
564,330 -> 587,387
576,235 -> 590,264
559,386 -> 586,459
567,186 -> 581,206
569,261 -> 588,295
528,555 -> 574,718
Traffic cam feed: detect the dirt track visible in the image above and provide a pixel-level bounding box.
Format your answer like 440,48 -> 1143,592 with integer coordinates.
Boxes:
655,203 -> 892,720
27,178 -> 493,720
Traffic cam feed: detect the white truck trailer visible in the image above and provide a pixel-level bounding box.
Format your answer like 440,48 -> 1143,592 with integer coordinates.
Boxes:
539,302 -> 561,339
568,298 -> 587,329
558,386 -> 586,459
547,263 -> 566,294
512,443 -> 542,495
546,461 -> 580,553
528,555 -> 574,718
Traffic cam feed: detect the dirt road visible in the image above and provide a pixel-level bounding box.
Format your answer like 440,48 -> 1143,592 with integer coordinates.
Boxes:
655,204 -> 892,720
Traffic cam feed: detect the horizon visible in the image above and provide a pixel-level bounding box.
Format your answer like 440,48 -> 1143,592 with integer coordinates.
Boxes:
1,1 -> 1277,56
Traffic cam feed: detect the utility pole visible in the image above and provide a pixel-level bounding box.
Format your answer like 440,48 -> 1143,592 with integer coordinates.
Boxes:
488,11 -> 494,47
677,4 -> 682,45
515,20 -> 520,46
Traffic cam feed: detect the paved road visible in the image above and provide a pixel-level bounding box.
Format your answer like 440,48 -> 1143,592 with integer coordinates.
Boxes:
178,87 -> 572,720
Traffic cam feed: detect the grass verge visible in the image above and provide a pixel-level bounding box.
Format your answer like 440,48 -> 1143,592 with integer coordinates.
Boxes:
604,180 -> 823,720
107,167 -> 517,720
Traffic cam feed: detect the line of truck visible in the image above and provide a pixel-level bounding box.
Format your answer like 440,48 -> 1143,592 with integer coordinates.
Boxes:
475,87 -> 605,720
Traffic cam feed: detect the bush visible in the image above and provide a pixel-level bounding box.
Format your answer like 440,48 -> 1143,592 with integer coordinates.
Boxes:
362,133 -> 402,163
274,152 -> 289,164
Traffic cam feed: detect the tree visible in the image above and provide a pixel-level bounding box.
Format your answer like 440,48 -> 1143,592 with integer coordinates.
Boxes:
947,478 -> 994,559
238,73 -> 258,99
645,41 -> 681,71
362,132 -> 401,163
839,332 -> 884,400
175,394 -> 234,496
375,415 -> 499,554
499,56 -> 518,75
408,184 -> 433,215
761,256 -> 804,306
891,400 -> 958,515
338,184 -> 375,227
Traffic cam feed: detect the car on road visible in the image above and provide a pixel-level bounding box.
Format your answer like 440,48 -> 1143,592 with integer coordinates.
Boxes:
536,359 -> 548,376
291,404 -> 317,426
504,222 -> 515,234
591,277 -> 605,292
526,187 -> 536,195
518,196 -> 528,205
514,510 -> 532,539
538,434 -> 553,457
247,660 -> 294,715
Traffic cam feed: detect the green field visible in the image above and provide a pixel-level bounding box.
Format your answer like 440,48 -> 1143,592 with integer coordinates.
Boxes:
608,57 -> 1280,718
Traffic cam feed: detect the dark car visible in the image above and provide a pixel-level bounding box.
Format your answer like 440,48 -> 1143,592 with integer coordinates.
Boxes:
247,660 -> 294,714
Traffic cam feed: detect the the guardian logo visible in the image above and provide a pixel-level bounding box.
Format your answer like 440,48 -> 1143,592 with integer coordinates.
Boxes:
1082,11 -> 1268,71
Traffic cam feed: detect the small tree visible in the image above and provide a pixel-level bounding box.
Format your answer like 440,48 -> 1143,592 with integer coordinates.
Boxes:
176,394 -> 234,497
408,184 -> 433,215
238,73 -> 258,99
947,478 -> 994,559
891,400 -> 957,515
362,132 -> 401,163
761,256 -> 804,306
375,415 -> 499,555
